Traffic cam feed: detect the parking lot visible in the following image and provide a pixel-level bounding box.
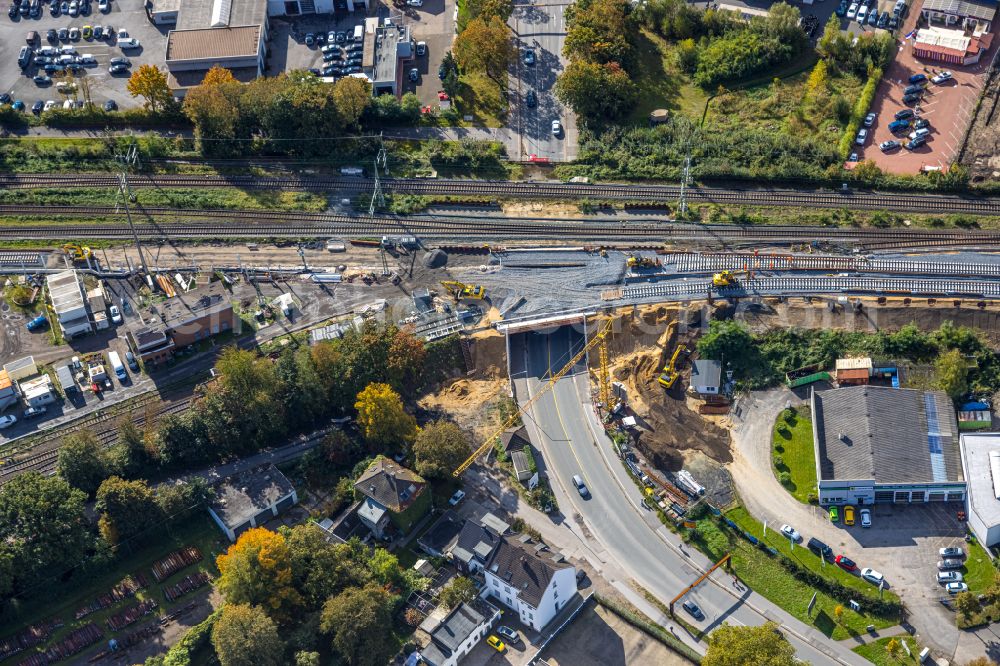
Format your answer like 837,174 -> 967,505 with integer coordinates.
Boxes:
0,0 -> 169,109
853,5 -> 995,173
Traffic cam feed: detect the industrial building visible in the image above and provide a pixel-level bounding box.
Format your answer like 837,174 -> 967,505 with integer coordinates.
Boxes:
960,433 -> 1000,547
207,464 -> 298,541
369,21 -> 414,97
46,270 -> 93,338
812,386 -> 966,505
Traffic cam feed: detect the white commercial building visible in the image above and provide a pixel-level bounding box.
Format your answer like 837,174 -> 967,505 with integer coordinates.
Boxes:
960,433 -> 1000,547
417,601 -> 501,666
483,535 -> 577,632
47,270 -> 93,338
19,375 -> 56,408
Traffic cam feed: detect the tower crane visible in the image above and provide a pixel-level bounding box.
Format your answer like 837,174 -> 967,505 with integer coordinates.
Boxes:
453,318 -> 614,477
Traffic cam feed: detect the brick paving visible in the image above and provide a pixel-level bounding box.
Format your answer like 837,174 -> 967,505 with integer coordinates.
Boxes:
854,11 -> 997,174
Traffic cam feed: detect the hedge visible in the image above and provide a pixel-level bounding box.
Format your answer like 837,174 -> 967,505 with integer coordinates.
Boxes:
593,593 -> 703,664
837,67 -> 882,159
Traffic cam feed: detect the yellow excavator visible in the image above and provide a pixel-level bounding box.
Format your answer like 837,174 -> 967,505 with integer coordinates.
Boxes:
440,281 -> 486,301
627,254 -> 659,269
62,244 -> 93,262
713,270 -> 749,288
658,343 -> 689,389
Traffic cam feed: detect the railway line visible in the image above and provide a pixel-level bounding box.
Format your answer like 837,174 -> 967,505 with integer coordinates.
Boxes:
605,276 -> 1000,302
0,204 -> 999,248
6,173 -> 1000,217
663,252 -> 1000,277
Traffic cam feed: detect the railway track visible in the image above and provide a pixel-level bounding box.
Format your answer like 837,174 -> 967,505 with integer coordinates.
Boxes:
664,252 -> 1000,277
6,173 -> 1000,217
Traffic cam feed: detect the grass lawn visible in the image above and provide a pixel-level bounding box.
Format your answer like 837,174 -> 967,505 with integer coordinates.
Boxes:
961,538 -> 996,595
628,29 -> 709,124
456,72 -> 506,128
689,508 -> 898,641
0,516 -> 226,666
772,406 -> 817,503
852,636 -> 921,665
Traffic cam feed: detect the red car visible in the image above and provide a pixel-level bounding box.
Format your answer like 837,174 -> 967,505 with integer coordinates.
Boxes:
835,555 -> 857,572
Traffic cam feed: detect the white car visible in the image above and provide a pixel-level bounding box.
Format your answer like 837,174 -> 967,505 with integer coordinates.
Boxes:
861,568 -> 885,586
552,119 -> 562,135
0,415 -> 16,429
779,524 -> 801,542
448,489 -> 466,506
98,0 -> 109,10
938,571 -> 963,584
855,128 -> 868,145
109,305 -> 122,324
931,71 -> 952,84
117,28 -> 128,39
406,0 -> 423,5
43,100 -> 58,111
863,112 -> 877,127
856,5 -> 868,22
847,1 -> 858,18
416,41 -> 426,56
946,582 -> 969,594
118,37 -> 140,49
940,546 -> 965,558
860,508 -> 871,527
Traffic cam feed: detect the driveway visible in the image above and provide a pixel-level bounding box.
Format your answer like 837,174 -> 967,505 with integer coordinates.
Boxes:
730,387 -> 969,659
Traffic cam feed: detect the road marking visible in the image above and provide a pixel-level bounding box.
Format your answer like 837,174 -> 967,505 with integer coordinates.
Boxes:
546,333 -> 591,486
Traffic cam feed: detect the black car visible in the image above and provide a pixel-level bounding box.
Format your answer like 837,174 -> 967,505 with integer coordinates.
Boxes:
894,108 -> 914,120
0,93 -> 11,104
525,90 -> 537,108
307,67 -> 321,76
7,3 -> 17,17
31,100 -> 43,114
915,118 -> 930,129
902,92 -> 921,104
682,600 -> 705,621
438,63 -> 446,80
322,66 -> 340,76
57,26 -> 68,39
103,99 -> 116,111
905,135 -> 926,150
46,27 -> 57,41
877,11 -> 888,27
888,15 -> 899,28
43,63 -> 62,73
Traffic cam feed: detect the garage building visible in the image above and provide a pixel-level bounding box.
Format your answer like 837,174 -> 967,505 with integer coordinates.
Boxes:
812,386 -> 966,505
959,433 -> 1000,547
207,464 -> 298,541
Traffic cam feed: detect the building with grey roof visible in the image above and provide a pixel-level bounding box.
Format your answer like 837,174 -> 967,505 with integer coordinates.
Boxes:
370,22 -> 413,97
418,600 -> 501,666
921,0 -> 996,31
960,433 -> 1000,547
483,535 -> 576,631
207,464 -> 298,541
47,270 -> 93,338
354,457 -> 431,538
812,386 -> 966,506
690,359 -> 722,395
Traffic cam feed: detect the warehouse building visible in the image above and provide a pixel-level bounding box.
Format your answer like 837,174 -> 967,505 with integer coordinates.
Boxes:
812,386 -> 966,505
47,270 -> 93,338
960,433 -> 1000,547
207,464 -> 298,541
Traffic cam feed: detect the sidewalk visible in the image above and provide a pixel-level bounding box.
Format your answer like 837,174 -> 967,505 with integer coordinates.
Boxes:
837,625 -> 909,648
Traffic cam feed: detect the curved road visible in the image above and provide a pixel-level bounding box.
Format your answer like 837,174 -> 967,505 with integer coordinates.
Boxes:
510,326 -> 869,665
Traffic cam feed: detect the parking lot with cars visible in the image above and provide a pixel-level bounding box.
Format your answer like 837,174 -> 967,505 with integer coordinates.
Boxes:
1,0 -> 169,111
848,0 -> 995,173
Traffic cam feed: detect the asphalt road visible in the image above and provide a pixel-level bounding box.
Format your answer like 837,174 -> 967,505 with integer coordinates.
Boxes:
511,326 -> 869,666
508,0 -> 578,162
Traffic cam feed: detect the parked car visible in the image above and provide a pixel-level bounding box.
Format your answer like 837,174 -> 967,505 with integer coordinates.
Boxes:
902,92 -> 922,105
880,140 -> 900,152
894,108 -> 914,120
495,626 -> 519,643
25,30 -> 38,44
32,74 -> 51,85
845,505 -> 855,525
523,48 -> 535,65
82,24 -> 91,38
25,314 -> 47,331
888,119 -> 910,133
947,582 -> 969,594
779,524 -> 801,542
682,600 -> 705,620
938,571 -> 963,584
408,67 -> 419,82
31,100 -> 43,114
448,489 -> 465,506
304,32 -> 314,46
909,73 -> 928,84
58,26 -> 69,40
835,0 -> 847,16
877,11 -> 889,27
932,71 -> 953,84
552,119 -> 562,136
861,568 -> 885,586
905,136 -> 926,150
807,537 -> 834,560
835,555 -> 858,572
867,8 -> 878,24
416,41 -> 426,56
109,304 -> 122,324
572,474 -> 589,498
909,127 -> 930,141
525,90 -> 537,108
98,0 -> 108,11
863,112 -> 876,127
23,406 -> 46,419
125,350 -> 138,371
940,547 -> 965,558
0,415 -> 17,429
486,636 -> 505,652
830,505 -> 840,521
109,56 -> 129,66
938,558 -> 963,570
914,118 -> 930,129
118,37 -> 139,49
856,5 -> 867,22
68,26 -> 80,40
846,2 -> 858,18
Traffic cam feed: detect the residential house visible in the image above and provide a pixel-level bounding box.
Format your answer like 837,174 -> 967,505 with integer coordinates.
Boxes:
0,370 -> 17,410
207,464 -> 298,541
418,601 -> 502,666
690,359 -> 722,396
451,513 -> 508,574
354,457 -> 431,539
499,426 -> 531,453
483,535 -> 577,631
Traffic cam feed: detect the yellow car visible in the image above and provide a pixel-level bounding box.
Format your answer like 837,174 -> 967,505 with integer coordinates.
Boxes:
486,635 -> 505,652
845,505 -> 855,526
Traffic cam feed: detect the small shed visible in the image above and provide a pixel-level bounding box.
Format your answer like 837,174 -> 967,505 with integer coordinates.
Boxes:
649,109 -> 669,125
0,370 -> 16,410
55,364 -> 77,393
4,356 -> 36,381
511,450 -> 532,482
691,359 -> 722,395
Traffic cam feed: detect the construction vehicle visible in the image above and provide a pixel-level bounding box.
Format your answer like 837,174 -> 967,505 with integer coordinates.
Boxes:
627,255 -> 660,269
441,281 -> 486,301
658,344 -> 689,389
62,244 -> 92,262
712,270 -> 736,287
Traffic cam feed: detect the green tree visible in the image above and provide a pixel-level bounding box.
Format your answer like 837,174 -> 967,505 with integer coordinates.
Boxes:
935,348 -> 969,400
453,17 -> 514,85
295,652 -> 321,666
320,583 -> 397,666
369,548 -> 402,586
806,60 -> 828,99
333,77 -> 371,127
676,38 -> 698,73
954,590 -> 982,619
439,576 -> 477,609
697,320 -> 759,380
211,604 -> 284,666
182,79 -> 243,156
57,430 -> 109,495
106,420 -> 154,479
555,59 -> 637,123
563,0 -> 634,64
413,420 -> 470,479
703,623 -> 796,666
283,524 -> 369,609
0,472 -> 91,597
355,383 -> 418,449
216,527 -> 303,622
95,476 -> 164,546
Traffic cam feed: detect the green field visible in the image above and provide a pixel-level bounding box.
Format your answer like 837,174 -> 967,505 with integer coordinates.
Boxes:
852,636 -> 921,665
628,30 -> 710,124
0,516 -> 226,666
690,507 -> 898,641
772,406 -> 817,503
962,538 -> 996,595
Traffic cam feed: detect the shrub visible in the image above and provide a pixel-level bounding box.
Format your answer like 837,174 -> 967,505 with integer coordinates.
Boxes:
779,471 -> 792,485
838,67 -> 881,159
774,455 -> 785,468
807,492 -> 819,504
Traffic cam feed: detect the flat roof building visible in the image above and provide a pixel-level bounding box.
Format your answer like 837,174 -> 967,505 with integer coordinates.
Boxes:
370,22 -> 413,98
813,386 -> 966,505
960,433 -> 1000,547
47,270 -> 93,338
207,464 -> 298,541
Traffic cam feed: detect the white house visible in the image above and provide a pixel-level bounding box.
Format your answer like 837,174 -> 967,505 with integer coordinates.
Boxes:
19,375 -> 56,408
417,601 -> 501,666
960,433 -> 1000,547
483,535 -> 577,631
47,270 -> 93,338
206,464 -> 298,541
690,359 -> 722,396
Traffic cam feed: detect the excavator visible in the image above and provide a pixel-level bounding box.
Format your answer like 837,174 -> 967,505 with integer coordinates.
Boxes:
658,343 -> 689,389
440,281 -> 486,301
712,270 -> 737,287
627,254 -> 659,269
62,244 -> 93,262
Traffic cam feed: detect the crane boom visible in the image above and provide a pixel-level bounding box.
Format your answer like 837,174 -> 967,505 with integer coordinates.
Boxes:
453,318 -> 614,477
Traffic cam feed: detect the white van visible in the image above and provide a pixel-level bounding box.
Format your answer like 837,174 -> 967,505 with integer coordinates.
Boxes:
909,127 -> 930,140
108,351 -> 127,381
353,25 -> 364,41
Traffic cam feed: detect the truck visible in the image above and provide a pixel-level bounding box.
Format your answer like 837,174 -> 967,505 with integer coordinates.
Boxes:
108,351 -> 127,382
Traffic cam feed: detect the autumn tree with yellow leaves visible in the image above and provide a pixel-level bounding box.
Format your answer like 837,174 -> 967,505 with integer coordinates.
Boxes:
354,383 -> 418,449
216,527 -> 302,622
126,64 -> 172,111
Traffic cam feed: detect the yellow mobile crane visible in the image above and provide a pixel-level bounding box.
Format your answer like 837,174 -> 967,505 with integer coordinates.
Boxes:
440,281 -> 486,301
453,318 -> 613,476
